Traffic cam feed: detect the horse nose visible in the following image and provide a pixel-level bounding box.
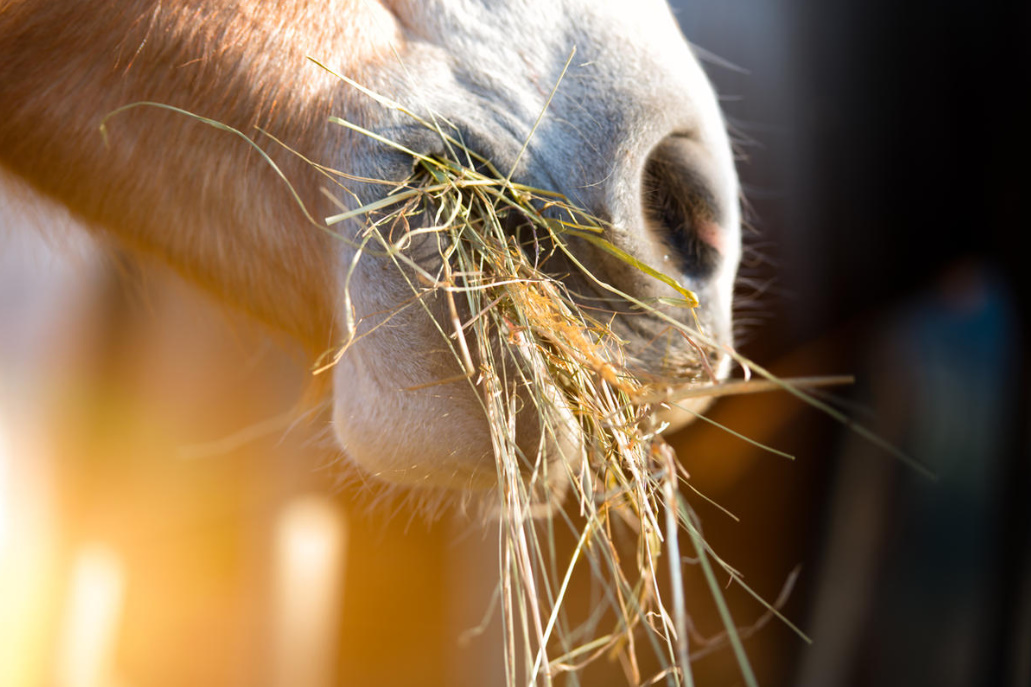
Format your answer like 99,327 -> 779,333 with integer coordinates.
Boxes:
640,133 -> 737,282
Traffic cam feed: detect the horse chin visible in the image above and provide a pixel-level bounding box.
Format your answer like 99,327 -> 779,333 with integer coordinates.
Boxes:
328,336 -> 586,493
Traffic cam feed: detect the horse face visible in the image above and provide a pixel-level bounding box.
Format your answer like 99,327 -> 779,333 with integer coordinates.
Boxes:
0,0 -> 738,490
327,0 -> 741,488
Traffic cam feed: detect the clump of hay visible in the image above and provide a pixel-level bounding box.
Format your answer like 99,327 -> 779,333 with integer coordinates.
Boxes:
310,62 -> 818,686
102,59 -> 874,686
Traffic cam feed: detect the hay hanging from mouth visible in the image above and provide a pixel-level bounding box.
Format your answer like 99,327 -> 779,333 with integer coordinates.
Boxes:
315,132 -> 804,685
296,49 -> 836,684
100,67 -> 841,686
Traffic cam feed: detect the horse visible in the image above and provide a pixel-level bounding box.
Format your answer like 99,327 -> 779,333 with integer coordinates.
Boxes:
0,2 -> 745,684
0,0 -> 741,492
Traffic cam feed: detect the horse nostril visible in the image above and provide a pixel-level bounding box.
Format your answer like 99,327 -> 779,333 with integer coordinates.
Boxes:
641,135 -> 726,279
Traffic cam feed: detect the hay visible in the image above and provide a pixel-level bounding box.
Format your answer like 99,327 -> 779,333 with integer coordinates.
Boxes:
313,83 -> 811,685
99,68 -> 874,686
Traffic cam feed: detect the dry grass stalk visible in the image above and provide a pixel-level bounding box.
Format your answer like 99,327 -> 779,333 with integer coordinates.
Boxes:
100,68 -> 861,686
320,134 -> 805,685
293,57 -> 837,684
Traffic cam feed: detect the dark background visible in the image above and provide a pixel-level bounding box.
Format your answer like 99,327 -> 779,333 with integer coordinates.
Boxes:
666,0 -> 1030,684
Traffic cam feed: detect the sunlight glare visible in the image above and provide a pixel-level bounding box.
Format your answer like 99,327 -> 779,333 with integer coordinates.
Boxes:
272,495 -> 348,687
55,544 -> 126,687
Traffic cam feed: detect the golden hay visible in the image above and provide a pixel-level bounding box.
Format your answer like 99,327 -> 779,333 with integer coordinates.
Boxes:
319,127 -> 807,685
100,61 -> 894,686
